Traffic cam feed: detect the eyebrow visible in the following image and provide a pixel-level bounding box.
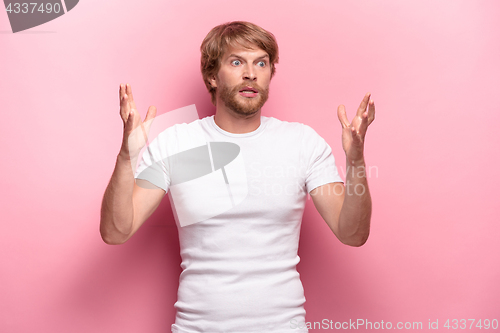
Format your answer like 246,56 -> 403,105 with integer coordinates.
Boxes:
227,54 -> 269,61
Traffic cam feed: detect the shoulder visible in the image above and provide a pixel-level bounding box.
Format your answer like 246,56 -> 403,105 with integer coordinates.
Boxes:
148,118 -> 206,154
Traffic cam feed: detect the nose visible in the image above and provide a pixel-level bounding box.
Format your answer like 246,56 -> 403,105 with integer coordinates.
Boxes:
243,65 -> 257,81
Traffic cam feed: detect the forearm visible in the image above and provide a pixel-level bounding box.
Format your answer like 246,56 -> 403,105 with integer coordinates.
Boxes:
338,160 -> 372,246
100,153 -> 138,244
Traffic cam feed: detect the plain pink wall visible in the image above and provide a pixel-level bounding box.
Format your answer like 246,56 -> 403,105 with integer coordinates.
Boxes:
1,0 -> 499,332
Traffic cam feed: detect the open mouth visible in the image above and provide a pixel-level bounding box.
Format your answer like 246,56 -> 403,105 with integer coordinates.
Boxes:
238,86 -> 259,98
239,86 -> 258,94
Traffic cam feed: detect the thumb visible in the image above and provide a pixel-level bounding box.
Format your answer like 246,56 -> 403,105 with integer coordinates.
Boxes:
144,106 -> 157,123
337,104 -> 350,129
143,106 -> 157,134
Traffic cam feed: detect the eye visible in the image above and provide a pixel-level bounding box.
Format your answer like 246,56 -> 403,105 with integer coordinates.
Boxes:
231,60 -> 241,66
257,61 -> 266,67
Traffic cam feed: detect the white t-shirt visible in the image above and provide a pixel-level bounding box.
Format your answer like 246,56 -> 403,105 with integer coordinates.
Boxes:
134,115 -> 343,333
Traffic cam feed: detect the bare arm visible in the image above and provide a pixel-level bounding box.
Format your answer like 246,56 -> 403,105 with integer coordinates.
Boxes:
99,83 -> 163,245
100,155 -> 165,245
311,171 -> 371,247
311,93 -> 375,247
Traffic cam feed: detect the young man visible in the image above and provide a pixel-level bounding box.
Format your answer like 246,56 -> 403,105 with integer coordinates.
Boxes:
100,21 -> 374,333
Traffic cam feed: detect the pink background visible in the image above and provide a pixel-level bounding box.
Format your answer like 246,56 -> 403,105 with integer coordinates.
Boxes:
1,0 -> 499,332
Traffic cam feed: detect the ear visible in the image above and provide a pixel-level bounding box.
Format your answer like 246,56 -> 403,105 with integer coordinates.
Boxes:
209,75 -> 217,88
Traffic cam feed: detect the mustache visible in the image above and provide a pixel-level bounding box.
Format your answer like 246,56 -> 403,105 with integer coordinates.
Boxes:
233,83 -> 265,93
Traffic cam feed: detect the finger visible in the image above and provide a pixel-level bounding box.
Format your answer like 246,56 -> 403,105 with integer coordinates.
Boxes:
356,92 -> 371,118
351,125 -> 363,145
126,83 -> 139,111
119,83 -> 125,115
337,104 -> 351,129
120,92 -> 131,122
367,99 -> 375,124
120,83 -> 130,121
357,100 -> 375,137
356,111 -> 370,137
119,83 -> 126,99
124,107 -> 135,134
126,83 -> 135,102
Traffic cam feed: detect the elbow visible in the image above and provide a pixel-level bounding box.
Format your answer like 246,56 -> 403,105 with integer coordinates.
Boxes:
346,237 -> 368,247
101,234 -> 126,245
337,215 -> 371,247
99,222 -> 129,245
340,232 -> 369,247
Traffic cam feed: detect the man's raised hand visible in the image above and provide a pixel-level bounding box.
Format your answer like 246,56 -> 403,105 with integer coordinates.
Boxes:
118,83 -> 157,161
337,92 -> 375,166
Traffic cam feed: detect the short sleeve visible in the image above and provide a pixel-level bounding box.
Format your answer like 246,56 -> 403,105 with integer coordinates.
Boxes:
303,125 -> 344,193
134,134 -> 170,193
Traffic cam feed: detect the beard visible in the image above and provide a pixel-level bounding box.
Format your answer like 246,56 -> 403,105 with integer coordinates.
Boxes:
218,81 -> 269,117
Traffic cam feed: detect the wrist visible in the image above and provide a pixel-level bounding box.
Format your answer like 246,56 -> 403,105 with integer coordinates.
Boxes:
117,150 -> 138,166
117,149 -> 132,161
118,145 -> 140,161
346,157 -> 366,168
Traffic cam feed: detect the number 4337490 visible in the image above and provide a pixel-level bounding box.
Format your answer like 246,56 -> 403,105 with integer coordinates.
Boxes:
443,319 -> 498,330
6,3 -> 62,14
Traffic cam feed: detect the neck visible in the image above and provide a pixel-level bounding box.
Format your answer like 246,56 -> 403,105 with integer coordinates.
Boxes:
214,102 -> 261,134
